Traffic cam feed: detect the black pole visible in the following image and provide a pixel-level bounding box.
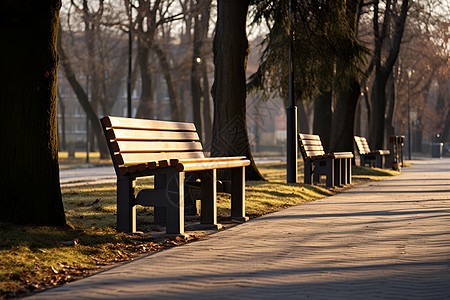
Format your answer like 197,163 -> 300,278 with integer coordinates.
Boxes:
86,75 -> 89,163
407,71 -> 411,160
127,1 -> 132,118
286,0 -> 298,183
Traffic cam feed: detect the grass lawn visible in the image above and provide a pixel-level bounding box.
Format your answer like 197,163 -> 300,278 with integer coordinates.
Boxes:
0,163 -> 398,297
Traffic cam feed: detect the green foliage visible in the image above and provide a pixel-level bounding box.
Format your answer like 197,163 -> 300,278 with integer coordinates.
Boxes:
248,0 -> 368,102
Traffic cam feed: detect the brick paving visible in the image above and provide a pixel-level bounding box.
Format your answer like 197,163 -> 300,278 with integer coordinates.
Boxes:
29,159 -> 450,299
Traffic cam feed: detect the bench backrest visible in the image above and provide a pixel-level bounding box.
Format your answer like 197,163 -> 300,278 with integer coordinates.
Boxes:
354,136 -> 372,155
101,116 -> 205,168
298,133 -> 326,160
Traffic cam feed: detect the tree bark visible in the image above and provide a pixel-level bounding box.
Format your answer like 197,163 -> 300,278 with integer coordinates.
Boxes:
312,91 -> 332,151
0,0 -> 66,226
330,80 -> 361,152
297,101 -> 310,134
369,0 -> 409,148
211,0 -> 264,181
153,43 -> 181,121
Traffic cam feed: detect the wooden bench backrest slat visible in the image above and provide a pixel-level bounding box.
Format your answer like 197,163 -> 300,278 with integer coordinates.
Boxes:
354,136 -> 372,154
107,128 -> 200,141
102,116 -> 205,167
116,152 -> 205,165
299,133 -> 326,159
103,116 -> 196,131
111,140 -> 203,153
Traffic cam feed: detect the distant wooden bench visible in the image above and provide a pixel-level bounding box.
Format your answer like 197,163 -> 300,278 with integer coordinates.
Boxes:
299,134 -> 353,188
101,116 -> 250,235
354,136 -> 390,168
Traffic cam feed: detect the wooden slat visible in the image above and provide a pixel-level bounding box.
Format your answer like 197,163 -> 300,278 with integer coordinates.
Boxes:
170,156 -> 248,166
116,151 -> 205,165
302,145 -> 324,151
107,128 -> 200,142
177,159 -> 250,172
102,116 -> 196,131
331,152 -> 354,159
111,140 -> 203,153
300,140 -> 322,146
304,150 -> 326,157
299,133 -> 321,141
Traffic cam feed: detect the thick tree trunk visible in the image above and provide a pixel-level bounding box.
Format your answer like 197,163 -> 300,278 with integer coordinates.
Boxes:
297,101 -> 310,134
211,0 -> 264,181
312,91 -> 332,151
136,43 -> 154,118
369,69 -> 389,148
153,44 -> 181,121
369,0 -> 409,149
330,79 -> 361,152
385,72 -> 396,140
57,26 -> 110,159
0,0 -> 66,226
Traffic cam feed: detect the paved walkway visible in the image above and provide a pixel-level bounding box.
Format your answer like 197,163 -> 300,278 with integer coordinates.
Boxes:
30,159 -> 450,299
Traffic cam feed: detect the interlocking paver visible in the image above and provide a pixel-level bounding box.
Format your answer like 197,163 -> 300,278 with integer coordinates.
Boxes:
28,159 -> 450,299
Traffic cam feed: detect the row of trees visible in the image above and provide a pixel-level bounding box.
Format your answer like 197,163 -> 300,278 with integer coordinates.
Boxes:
1,0 -> 448,226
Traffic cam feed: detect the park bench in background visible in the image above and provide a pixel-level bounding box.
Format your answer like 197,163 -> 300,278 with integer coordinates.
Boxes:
101,116 -> 250,235
299,134 -> 353,188
354,136 -> 390,168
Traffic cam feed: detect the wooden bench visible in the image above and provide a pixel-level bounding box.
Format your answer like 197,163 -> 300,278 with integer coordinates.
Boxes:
299,134 -> 353,188
101,116 -> 250,235
354,136 -> 390,168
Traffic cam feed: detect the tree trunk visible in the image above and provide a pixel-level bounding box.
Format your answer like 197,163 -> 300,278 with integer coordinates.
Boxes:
57,25 -> 110,159
330,79 -> 361,152
211,0 -> 264,181
297,101 -> 310,134
312,91 -> 332,151
369,69 -> 389,148
153,44 -> 181,121
385,72 -> 396,141
369,0 -> 409,149
0,0 -> 66,226
136,43 -> 154,118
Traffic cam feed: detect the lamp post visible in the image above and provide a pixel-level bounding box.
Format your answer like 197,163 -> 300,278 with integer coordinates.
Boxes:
407,68 -> 413,160
286,0 -> 298,183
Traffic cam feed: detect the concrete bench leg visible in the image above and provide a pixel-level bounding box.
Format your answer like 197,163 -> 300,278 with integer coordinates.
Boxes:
165,170 -> 185,234
376,154 -> 383,168
200,169 -> 217,225
347,157 -> 352,184
325,158 -> 334,188
360,155 -> 366,167
304,161 -> 313,184
231,166 -> 248,221
334,159 -> 342,187
117,176 -> 137,233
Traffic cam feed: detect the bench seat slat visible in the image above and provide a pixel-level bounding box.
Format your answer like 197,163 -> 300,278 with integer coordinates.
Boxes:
331,152 -> 354,159
102,116 -> 196,131
116,151 -> 205,165
177,159 -> 250,172
107,128 -> 200,141
111,140 -> 203,153
170,156 -> 248,166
